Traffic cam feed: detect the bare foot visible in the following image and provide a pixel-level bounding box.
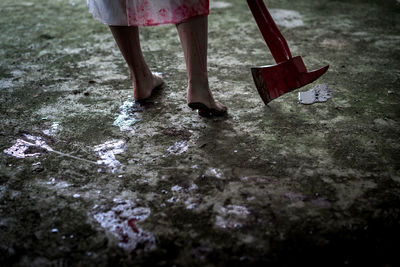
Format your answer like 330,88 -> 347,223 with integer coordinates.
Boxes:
187,85 -> 227,116
132,73 -> 164,101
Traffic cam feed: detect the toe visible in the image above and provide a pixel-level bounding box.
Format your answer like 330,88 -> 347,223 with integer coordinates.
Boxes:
214,101 -> 228,112
152,73 -> 164,87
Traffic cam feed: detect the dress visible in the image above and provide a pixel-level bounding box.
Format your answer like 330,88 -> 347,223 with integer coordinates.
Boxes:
87,0 -> 209,26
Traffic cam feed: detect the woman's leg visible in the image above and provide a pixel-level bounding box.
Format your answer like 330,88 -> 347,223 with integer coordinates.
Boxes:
109,26 -> 163,100
176,16 -> 227,115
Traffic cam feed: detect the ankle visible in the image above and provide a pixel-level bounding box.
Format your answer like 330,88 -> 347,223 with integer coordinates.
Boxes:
187,88 -> 214,105
131,71 -> 153,86
130,66 -> 153,79
188,79 -> 210,91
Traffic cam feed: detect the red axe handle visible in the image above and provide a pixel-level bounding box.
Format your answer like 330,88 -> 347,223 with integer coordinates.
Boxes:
247,0 -> 292,64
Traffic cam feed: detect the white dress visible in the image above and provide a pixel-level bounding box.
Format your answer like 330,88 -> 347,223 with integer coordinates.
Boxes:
87,0 -> 209,26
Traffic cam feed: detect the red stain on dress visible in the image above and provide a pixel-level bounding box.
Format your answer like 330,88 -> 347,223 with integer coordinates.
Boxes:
120,0 -> 126,9
158,8 -> 167,18
125,0 -> 209,26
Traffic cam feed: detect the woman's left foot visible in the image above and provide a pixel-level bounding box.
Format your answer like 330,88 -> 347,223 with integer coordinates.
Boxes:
187,87 -> 227,117
133,73 -> 164,101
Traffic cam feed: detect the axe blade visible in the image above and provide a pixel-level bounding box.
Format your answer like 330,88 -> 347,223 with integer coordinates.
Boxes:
251,56 -> 329,105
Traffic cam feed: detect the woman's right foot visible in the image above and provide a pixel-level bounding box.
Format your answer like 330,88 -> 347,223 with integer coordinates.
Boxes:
187,86 -> 227,117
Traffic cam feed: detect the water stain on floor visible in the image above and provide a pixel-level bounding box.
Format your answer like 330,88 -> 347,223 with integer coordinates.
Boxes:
94,139 -> 126,172
93,200 -> 155,252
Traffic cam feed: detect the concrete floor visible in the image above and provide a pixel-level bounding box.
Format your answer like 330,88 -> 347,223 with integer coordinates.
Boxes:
1,0 -> 399,266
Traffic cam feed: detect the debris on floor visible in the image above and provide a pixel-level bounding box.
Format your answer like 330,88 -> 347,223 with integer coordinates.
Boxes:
298,84 -> 332,105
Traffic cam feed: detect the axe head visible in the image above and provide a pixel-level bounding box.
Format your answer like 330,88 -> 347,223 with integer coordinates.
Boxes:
251,56 -> 329,104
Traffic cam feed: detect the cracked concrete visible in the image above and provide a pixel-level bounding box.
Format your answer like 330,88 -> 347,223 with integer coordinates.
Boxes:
1,0 -> 399,266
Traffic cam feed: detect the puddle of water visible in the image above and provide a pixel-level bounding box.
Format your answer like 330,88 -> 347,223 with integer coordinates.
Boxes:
298,84 -> 332,105
205,167 -> 223,179
10,69 -> 25,78
0,79 -> 15,89
166,196 -> 178,203
284,192 -> 306,202
171,185 -> 183,192
68,0 -> 78,6
165,184 -> 201,209
94,140 -> 126,172
46,177 -> 56,185
270,9 -> 304,28
321,38 -> 347,49
184,197 -> 200,210
222,205 -> 251,216
311,197 -> 331,207
4,134 -> 53,158
215,205 -> 250,229
93,200 -> 155,252
189,184 -> 198,191
114,101 -> 143,131
1,2 -> 35,9
43,121 -> 60,136
167,140 -> 188,155
210,1 -> 232,9
4,134 -> 97,164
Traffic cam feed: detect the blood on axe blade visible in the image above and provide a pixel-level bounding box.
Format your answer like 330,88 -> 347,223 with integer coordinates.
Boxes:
247,0 -> 329,104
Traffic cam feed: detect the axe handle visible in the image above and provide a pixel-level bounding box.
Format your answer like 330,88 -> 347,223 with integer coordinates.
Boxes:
247,0 -> 293,64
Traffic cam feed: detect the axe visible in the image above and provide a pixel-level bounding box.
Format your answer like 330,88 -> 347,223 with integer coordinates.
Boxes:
247,0 -> 329,104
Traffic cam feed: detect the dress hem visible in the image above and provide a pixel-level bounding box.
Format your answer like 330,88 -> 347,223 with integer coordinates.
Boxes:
110,12 -> 209,27
87,0 -> 210,27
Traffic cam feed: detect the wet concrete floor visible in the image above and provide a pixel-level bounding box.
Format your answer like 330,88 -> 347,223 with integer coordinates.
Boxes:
1,0 -> 400,266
